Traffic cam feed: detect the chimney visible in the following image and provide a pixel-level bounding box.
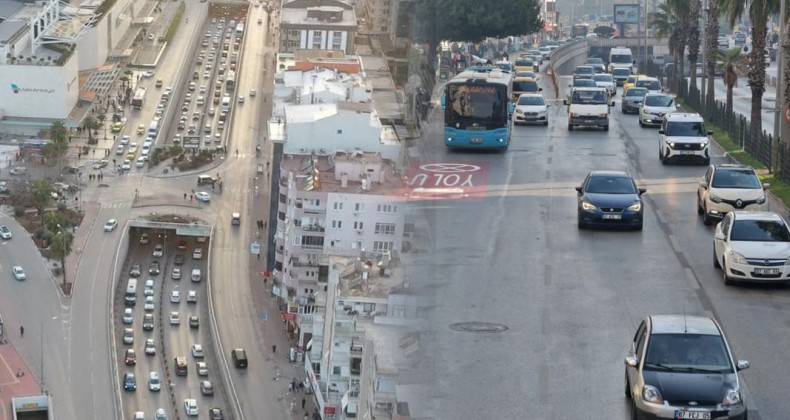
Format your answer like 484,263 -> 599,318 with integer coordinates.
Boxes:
340,172 -> 348,188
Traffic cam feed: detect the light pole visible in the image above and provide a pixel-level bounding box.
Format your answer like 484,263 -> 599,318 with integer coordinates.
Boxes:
701,0 -> 708,108
773,0 -> 787,174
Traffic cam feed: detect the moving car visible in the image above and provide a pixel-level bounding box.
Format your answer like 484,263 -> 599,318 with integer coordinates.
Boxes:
697,164 -> 768,225
174,254 -> 184,265
92,159 -> 108,169
635,76 -> 662,93
191,344 -> 205,358
144,296 -> 155,311
576,171 -> 646,230
638,93 -> 676,127
512,93 -> 549,126
172,268 -> 182,280
170,290 -> 181,303
123,308 -> 133,324
145,338 -> 156,355
659,113 -> 711,165
193,248 -> 203,259
187,290 -> 198,303
149,261 -> 160,275
125,348 -> 137,365
200,380 -> 214,395
184,399 -> 199,416
140,233 -> 149,244
572,65 -> 595,80
123,328 -> 134,344
612,68 -> 631,86
624,315 -> 749,420
586,57 -> 606,73
123,372 -> 137,391
195,191 -> 211,202
149,371 -> 161,391
621,87 -> 648,114
104,219 -> 118,232
12,266 -> 26,280
121,160 -> 132,171
143,313 -> 154,331
130,264 -> 141,277
170,312 -> 181,325
153,244 -> 164,258
209,407 -> 224,420
592,73 -> 616,97
0,226 -> 11,240
197,362 -> 208,376
189,315 -> 199,329
154,408 -> 167,420
714,211 -> 790,285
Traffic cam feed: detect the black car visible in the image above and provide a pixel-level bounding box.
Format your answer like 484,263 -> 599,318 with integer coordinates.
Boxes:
576,171 -> 646,230
209,407 -> 224,420
149,261 -> 160,275
621,87 -> 649,113
174,254 -> 185,265
586,57 -> 606,73
625,315 -> 749,420
129,264 -> 141,277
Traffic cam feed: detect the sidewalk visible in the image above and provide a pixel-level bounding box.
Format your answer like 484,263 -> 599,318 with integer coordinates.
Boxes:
62,200 -> 101,295
0,341 -> 41,420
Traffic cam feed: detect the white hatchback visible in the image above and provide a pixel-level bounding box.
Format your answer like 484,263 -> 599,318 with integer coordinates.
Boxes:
698,164 -> 768,225
639,93 -> 677,127
714,211 -> 790,285
512,93 -> 549,126
170,290 -> 180,303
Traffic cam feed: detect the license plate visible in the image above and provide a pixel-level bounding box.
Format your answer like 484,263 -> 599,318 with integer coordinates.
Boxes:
469,138 -> 483,144
755,268 -> 780,275
680,151 -> 695,155
602,214 -> 622,220
584,120 -> 595,124
526,116 -> 537,120
675,410 -> 711,420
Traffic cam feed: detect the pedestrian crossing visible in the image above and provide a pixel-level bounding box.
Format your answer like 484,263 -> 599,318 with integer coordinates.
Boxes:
102,201 -> 132,209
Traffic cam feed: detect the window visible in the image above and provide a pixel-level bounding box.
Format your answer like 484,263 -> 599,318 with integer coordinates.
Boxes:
375,223 -> 396,235
352,240 -> 362,249
312,31 -> 322,49
353,221 -> 364,230
377,204 -> 398,213
332,220 -> 342,229
333,202 -> 343,210
292,235 -> 302,245
354,203 -> 365,212
373,241 -> 393,252
302,236 -> 324,247
333,366 -> 342,375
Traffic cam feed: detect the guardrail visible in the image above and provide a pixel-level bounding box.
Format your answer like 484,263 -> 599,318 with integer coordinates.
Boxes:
110,221 -> 132,420
548,39 -> 589,74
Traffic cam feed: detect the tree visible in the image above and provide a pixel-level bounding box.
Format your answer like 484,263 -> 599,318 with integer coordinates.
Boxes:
652,0 -> 689,91
43,121 -> 69,165
42,210 -> 69,233
593,26 -> 615,38
83,115 -> 99,145
686,0 -> 702,93
717,48 -> 745,115
705,0 -> 721,109
720,0 -> 780,144
29,180 -> 52,215
50,229 -> 74,288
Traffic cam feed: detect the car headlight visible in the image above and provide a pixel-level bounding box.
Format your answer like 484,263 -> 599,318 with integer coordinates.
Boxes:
722,388 -> 742,407
642,385 -> 664,404
581,201 -> 597,211
728,250 -> 747,264
700,142 -> 707,148
515,109 -> 523,114
628,202 -> 642,212
599,113 -> 608,118
709,194 -> 722,203
756,195 -> 766,204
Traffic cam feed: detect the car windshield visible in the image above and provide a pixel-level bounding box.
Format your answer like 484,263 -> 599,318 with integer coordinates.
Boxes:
576,67 -> 594,75
574,80 -> 597,87
517,96 -> 545,106
513,81 -> 538,91
515,59 -> 533,67
593,75 -> 613,83
711,168 -> 761,189
613,69 -> 631,76
645,95 -> 674,107
644,334 -> 731,372
666,121 -> 707,137
588,58 -> 604,64
625,88 -> 648,98
730,220 -> 790,242
571,90 -> 608,104
585,176 -> 636,194
636,80 -> 661,90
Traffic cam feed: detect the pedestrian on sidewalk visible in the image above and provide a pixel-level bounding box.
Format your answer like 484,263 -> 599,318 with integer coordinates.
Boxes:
20,326 -> 24,337
301,397 -> 306,409
272,344 -> 276,354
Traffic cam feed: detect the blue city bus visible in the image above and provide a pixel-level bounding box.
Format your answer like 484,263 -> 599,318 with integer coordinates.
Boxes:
440,66 -> 514,149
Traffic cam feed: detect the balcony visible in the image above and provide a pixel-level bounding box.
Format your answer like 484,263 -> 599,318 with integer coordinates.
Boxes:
302,244 -> 324,251
291,260 -> 319,268
302,224 -> 326,233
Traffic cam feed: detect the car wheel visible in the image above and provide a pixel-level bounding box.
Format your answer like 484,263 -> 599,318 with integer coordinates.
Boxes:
722,259 -> 735,286
544,121 -> 549,126
630,400 -> 638,420
697,195 -> 704,215
624,372 -> 631,398
639,120 -> 644,127
568,124 -> 574,131
634,222 -> 643,231
577,216 -> 586,229
603,125 -> 609,131
713,248 -> 721,268
702,208 -> 713,226
702,158 -> 710,166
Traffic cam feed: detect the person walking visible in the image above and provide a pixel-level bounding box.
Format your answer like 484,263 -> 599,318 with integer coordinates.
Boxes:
19,326 -> 24,337
301,397 -> 306,409
272,344 -> 276,354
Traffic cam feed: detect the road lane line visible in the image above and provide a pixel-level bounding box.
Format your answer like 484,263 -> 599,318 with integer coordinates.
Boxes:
684,267 -> 700,291
668,234 -> 681,254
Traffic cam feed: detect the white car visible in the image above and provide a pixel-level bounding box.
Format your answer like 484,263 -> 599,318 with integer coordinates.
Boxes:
195,191 -> 211,202
639,93 -> 677,127
184,399 -> 199,416
170,312 -> 181,325
122,308 -> 133,324
104,219 -> 118,232
144,279 -> 155,296
12,266 -> 25,280
145,338 -> 156,355
149,371 -> 161,391
592,73 -> 616,97
187,290 -> 198,303
0,225 -> 12,240
136,156 -> 146,168
512,93 -> 549,126
171,268 -> 182,280
192,248 -> 203,259
120,135 -> 130,145
144,296 -> 155,311
153,244 -> 164,258
191,344 -> 204,358
196,361 -> 209,376
121,160 -> 132,170
698,164 -> 768,225
92,159 -> 109,170
714,211 -> 790,285
170,290 -> 180,303
143,70 -> 155,78
129,143 -> 139,153
658,113 -> 711,165
154,408 -> 167,420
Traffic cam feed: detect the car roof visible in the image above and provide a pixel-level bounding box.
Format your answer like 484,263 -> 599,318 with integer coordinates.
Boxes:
649,315 -> 721,335
517,93 -> 544,99
644,92 -> 671,98
636,76 -> 660,81
665,112 -> 703,121
576,65 -> 594,70
713,163 -> 752,170
589,170 -> 631,178
572,87 -> 607,92
731,211 -> 783,222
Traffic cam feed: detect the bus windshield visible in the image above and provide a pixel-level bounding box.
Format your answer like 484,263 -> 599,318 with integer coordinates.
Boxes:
445,83 -> 508,129
571,90 -> 608,105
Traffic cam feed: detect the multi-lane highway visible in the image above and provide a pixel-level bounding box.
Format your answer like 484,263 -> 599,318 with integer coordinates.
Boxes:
415,66 -> 788,419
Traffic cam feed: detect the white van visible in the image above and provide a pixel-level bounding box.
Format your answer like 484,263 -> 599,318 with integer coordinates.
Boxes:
608,47 -> 635,73
125,279 -> 138,305
565,87 -> 614,131
191,269 -> 202,282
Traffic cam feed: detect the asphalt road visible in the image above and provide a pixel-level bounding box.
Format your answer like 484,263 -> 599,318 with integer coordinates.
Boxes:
415,70 -> 787,419
705,60 -> 779,131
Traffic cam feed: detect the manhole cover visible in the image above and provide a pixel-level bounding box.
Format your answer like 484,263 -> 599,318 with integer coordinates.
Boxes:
449,322 -> 509,333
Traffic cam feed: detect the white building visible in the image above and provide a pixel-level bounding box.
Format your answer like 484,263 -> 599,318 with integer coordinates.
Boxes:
304,255 -> 426,419
279,0 -> 357,55
274,66 -> 371,115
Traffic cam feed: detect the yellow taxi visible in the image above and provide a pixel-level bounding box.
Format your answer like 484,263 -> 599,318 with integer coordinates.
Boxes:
514,57 -> 537,73
111,121 -> 123,133
136,124 -> 145,135
126,151 -> 136,161
512,77 -> 541,103
622,74 -> 647,94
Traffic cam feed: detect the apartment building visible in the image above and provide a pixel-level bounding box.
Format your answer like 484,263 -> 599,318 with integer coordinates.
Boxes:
304,255 -> 426,418
279,0 -> 357,55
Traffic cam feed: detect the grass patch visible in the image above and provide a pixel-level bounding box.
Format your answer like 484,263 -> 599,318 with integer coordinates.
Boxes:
760,174 -> 790,206
165,1 -> 186,43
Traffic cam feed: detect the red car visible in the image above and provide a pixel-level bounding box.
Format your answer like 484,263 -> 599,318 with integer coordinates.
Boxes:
125,349 -> 136,365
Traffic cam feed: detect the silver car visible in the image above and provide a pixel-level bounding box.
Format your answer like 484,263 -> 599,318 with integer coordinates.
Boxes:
638,93 -> 677,127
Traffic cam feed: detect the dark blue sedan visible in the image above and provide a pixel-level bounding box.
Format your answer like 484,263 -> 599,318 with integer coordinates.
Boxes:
576,171 -> 646,230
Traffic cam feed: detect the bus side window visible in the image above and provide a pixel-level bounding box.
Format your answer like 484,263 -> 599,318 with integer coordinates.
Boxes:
440,95 -> 446,110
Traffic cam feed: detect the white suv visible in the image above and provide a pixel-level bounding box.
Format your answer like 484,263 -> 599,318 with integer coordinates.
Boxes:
658,113 -> 711,165
697,164 -> 768,225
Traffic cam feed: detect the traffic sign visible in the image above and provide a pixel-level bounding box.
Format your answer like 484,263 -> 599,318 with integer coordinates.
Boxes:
250,242 -> 261,255
784,106 -> 790,123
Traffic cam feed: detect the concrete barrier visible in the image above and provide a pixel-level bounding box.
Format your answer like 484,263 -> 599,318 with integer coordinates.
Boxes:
548,40 -> 589,75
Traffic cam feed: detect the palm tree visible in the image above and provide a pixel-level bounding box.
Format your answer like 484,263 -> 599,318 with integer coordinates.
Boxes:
686,0 -> 702,93
82,115 -> 98,144
29,180 -> 52,215
717,48 -> 745,115
720,0 -> 780,142
705,0 -> 721,109
651,0 -> 690,91
50,229 -> 74,289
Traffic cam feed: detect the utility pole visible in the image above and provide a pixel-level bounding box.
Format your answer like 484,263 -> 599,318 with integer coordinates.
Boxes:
774,0 -> 786,173
700,0 -> 707,108
643,0 -> 648,72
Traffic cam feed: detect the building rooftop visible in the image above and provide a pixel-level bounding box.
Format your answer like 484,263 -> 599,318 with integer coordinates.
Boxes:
335,255 -> 403,300
281,152 -> 403,195
359,54 -> 404,122
366,323 -> 421,373
0,19 -> 25,44
281,0 -> 356,27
